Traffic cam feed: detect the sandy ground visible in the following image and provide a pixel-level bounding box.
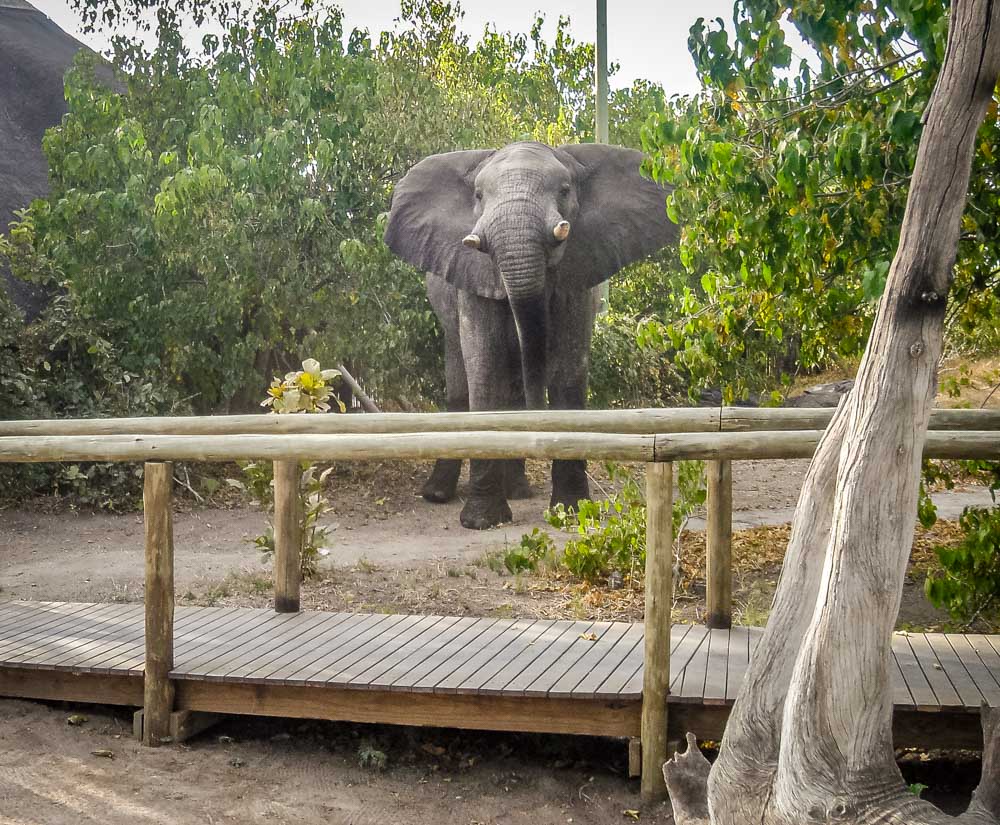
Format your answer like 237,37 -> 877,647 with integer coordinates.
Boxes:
0,699 -> 654,825
0,458 -> 995,823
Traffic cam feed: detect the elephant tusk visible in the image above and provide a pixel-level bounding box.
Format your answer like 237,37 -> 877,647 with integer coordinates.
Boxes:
462,234 -> 481,250
553,220 -> 571,242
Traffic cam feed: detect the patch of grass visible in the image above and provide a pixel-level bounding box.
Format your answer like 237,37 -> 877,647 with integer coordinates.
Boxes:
492,603 -> 515,618
357,740 -> 387,772
734,580 -> 772,627
355,556 -> 379,574
482,550 -> 507,575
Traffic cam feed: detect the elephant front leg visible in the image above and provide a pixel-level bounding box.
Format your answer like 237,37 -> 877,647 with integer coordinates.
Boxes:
457,290 -> 519,530
547,287 -> 595,511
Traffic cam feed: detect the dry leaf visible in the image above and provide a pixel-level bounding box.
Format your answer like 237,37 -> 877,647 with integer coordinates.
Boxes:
580,632 -> 598,641
623,810 -> 640,820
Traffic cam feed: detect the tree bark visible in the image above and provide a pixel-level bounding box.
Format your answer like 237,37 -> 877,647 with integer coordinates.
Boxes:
664,2 -> 1000,822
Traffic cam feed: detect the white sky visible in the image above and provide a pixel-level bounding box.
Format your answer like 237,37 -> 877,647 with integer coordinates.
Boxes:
29,0 -> 813,96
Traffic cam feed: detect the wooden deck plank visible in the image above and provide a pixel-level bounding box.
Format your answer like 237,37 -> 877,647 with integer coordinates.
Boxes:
0,603 -> 100,654
172,609 -> 290,675
909,633 -> 963,708
668,625 -> 709,694
893,633 -> 940,711
565,622 -> 644,699
406,619 -> 505,692
0,604 -> 134,666
436,619 -> 547,694
116,607 -> 246,674
272,613 -> 384,683
725,626 -> 751,703
208,611 -> 349,682
597,624 -> 688,701
81,605 -> 215,674
703,628 -> 731,705
17,605 -> 143,669
521,622 -> 613,698
481,621 -> 592,697
0,601 -> 60,634
542,622 -> 631,699
928,634 -> 983,708
297,614 -> 424,687
0,603 -> 113,662
282,614 -> 403,685
329,614 -> 451,686
241,612 -> 356,682
0,602 -> 102,660
360,617 -> 483,691
619,625 -> 690,699
890,648 -> 915,710
677,627 -> 713,702
202,611 -> 361,683
957,635 -> 1000,707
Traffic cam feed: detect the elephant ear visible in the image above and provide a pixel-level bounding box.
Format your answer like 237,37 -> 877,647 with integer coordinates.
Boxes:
554,143 -> 677,289
384,149 -> 506,300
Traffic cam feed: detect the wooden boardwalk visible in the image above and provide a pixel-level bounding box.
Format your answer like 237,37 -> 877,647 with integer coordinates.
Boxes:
1,601 -> 998,746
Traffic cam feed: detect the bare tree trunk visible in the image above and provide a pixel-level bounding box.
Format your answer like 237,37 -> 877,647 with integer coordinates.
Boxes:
664,2 -> 1000,822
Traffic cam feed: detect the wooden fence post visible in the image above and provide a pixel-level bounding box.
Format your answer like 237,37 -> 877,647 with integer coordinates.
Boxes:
706,459 -> 733,629
641,461 -> 673,802
273,460 -> 301,613
143,461 -> 175,746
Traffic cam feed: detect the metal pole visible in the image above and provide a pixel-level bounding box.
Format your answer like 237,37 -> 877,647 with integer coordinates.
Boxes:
595,0 -> 610,315
596,0 -> 609,144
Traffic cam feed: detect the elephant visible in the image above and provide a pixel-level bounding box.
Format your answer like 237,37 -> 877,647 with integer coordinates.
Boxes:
384,141 -> 677,529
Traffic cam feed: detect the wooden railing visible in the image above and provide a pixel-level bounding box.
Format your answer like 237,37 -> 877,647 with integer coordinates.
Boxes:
2,406 -> 997,795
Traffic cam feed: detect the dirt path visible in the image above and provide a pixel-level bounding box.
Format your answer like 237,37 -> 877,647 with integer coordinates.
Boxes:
0,459 -> 990,604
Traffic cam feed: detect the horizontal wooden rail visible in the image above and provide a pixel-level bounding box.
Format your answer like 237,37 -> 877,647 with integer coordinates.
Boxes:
0,431 -> 657,463
0,430 -> 996,464
0,407 -> 997,438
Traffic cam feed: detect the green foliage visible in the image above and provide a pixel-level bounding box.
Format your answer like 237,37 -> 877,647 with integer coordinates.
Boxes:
641,1 -> 1000,402
540,461 -> 706,584
502,528 -> 556,574
922,456 -> 1000,625
908,782 -> 929,798
925,505 -> 1000,626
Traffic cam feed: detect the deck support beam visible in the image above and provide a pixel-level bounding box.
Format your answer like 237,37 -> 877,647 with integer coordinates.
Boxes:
706,459 -> 733,629
142,461 -> 175,746
641,461 -> 673,802
273,460 -> 301,613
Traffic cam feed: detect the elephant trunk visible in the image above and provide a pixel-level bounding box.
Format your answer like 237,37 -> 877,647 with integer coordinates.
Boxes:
494,244 -> 548,410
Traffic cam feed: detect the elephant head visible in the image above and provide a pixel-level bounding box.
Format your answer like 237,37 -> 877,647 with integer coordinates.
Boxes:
384,141 -> 677,409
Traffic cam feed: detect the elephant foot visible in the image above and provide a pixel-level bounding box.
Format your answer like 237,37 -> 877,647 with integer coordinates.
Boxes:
460,496 -> 513,530
503,461 -> 535,500
421,459 -> 462,503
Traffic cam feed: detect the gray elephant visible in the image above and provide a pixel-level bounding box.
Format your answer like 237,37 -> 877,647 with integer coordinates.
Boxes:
385,141 -> 677,529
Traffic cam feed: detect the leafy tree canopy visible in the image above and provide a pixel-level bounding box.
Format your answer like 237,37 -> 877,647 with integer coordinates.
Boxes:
642,0 -> 1000,403
2,0 -> 662,415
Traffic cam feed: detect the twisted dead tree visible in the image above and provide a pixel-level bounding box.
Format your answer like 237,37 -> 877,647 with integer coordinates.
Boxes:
663,2 -> 1000,823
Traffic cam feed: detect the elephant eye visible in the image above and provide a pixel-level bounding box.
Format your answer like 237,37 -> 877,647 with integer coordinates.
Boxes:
474,190 -> 483,201
559,183 -> 571,196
